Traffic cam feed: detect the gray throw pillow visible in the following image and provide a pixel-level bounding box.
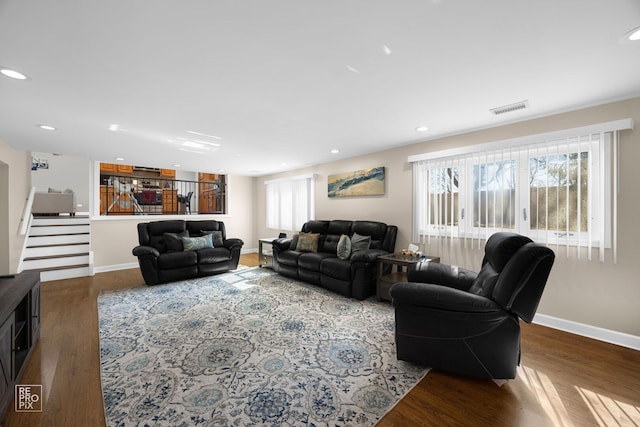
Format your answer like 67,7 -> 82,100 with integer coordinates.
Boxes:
351,232 -> 371,252
289,234 -> 300,250
181,234 -> 213,251
163,230 -> 189,252
200,230 -> 224,247
337,234 -> 351,260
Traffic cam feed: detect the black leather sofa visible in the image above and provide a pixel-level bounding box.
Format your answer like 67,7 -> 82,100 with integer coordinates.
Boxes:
390,232 -> 555,379
272,220 -> 397,300
132,220 -> 244,286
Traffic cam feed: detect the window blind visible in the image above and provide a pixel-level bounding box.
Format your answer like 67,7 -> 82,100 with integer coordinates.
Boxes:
265,174 -> 315,232
410,119 -> 633,263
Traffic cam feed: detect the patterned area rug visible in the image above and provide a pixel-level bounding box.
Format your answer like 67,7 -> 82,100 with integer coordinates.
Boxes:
98,268 -> 429,426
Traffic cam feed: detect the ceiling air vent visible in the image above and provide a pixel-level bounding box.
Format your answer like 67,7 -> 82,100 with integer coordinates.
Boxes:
490,100 -> 529,115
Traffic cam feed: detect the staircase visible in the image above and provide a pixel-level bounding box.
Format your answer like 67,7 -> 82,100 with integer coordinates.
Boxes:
22,216 -> 92,281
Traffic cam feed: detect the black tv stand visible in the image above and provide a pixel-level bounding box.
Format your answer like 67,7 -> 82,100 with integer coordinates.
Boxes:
0,271 -> 41,419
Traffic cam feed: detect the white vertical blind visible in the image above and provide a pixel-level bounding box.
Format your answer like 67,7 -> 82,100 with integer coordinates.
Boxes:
410,119 -> 633,264
265,174 -> 315,232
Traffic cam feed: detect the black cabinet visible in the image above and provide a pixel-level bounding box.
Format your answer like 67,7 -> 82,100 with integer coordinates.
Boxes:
0,271 -> 41,418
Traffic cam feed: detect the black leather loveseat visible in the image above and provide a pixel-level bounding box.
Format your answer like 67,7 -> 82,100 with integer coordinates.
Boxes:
132,220 -> 244,286
272,220 -> 397,300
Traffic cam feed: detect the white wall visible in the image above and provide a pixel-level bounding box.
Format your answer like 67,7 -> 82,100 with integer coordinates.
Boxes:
90,174 -> 257,271
0,139 -> 31,275
31,151 -> 91,211
256,97 -> 640,337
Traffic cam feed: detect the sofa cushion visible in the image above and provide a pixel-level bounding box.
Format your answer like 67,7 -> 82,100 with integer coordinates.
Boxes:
158,251 -> 197,269
351,232 -> 371,252
296,232 -> 320,252
147,220 -> 187,252
278,249 -> 302,267
321,257 -> 352,281
197,247 -> 232,264
163,231 -> 189,252
321,220 -> 353,253
337,234 -> 351,260
181,234 -> 213,251
299,252 -> 336,272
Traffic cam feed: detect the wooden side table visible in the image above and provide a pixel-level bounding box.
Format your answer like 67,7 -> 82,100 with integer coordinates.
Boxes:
376,252 -> 440,302
258,238 -> 277,268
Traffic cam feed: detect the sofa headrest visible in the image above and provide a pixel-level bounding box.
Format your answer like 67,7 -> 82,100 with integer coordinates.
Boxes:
186,220 -> 225,238
484,232 -> 533,272
352,221 -> 388,250
146,220 -> 187,237
302,220 -> 330,234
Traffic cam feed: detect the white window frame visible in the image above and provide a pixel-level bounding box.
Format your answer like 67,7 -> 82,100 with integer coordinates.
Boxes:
410,119 -> 633,262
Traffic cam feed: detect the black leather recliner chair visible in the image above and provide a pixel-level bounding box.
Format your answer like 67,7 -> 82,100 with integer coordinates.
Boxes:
390,232 -> 555,379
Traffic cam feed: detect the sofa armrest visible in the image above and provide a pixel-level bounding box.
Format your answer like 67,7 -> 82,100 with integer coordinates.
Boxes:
132,245 -> 160,257
407,261 -> 477,292
272,238 -> 293,252
349,249 -> 388,263
223,238 -> 244,250
391,282 -> 500,313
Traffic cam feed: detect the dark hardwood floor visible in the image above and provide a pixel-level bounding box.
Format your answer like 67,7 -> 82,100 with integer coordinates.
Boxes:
3,253 -> 639,426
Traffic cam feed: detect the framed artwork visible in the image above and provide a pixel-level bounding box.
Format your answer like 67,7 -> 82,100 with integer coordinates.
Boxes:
328,166 -> 385,198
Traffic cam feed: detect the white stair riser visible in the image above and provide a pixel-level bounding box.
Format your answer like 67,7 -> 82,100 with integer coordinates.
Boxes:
40,266 -> 92,282
28,234 -> 90,246
32,218 -> 90,227
24,244 -> 90,258
29,225 -> 90,236
22,254 -> 90,270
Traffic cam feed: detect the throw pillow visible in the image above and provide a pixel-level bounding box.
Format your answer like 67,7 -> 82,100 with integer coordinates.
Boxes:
289,234 -> 300,250
337,234 -> 351,260
181,234 -> 213,251
200,230 -> 224,247
163,231 -> 189,252
295,232 -> 320,253
351,232 -> 371,252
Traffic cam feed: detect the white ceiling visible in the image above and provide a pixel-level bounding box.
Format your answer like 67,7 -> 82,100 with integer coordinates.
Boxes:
1,0 -> 639,176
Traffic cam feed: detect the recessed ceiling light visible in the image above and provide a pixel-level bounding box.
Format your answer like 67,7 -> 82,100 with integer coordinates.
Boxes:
0,67 -> 28,80
627,26 -> 640,41
186,130 -> 222,140
191,139 -> 220,147
345,65 -> 361,74
114,157 -> 125,161
172,164 -> 181,168
381,44 -> 392,55
37,124 -> 56,131
331,149 -> 340,154
415,126 -> 429,132
179,148 -> 206,154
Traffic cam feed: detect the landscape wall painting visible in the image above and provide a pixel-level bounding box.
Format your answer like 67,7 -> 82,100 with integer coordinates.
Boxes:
328,166 -> 385,198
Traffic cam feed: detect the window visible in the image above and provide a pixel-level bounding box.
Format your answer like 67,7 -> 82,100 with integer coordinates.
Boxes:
410,119 -> 632,262
265,174 -> 315,232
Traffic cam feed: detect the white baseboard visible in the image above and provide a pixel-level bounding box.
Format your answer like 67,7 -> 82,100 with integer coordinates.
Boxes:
93,262 -> 139,273
533,314 -> 640,351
